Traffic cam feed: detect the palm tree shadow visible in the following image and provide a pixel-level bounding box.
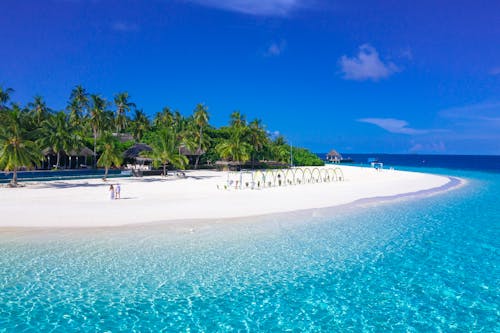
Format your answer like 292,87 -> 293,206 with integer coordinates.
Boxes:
33,182 -> 108,189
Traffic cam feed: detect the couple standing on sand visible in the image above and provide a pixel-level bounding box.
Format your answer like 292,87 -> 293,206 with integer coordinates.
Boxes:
109,183 -> 121,200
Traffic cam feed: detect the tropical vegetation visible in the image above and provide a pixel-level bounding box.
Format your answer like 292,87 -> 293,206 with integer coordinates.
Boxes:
0,85 -> 323,185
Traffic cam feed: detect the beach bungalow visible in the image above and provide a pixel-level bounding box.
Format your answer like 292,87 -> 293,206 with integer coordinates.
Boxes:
326,149 -> 342,163
123,143 -> 153,171
41,147 -> 95,169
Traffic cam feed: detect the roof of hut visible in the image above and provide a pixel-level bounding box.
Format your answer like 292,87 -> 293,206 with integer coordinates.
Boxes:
123,143 -> 152,159
42,147 -> 95,156
69,147 -> 95,157
326,149 -> 342,157
179,145 -> 205,156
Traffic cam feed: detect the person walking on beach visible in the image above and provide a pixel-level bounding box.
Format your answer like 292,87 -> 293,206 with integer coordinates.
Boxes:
109,184 -> 115,200
115,183 -> 121,199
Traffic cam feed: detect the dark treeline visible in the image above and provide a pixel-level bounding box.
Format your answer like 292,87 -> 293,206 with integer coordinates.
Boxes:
0,85 -> 323,185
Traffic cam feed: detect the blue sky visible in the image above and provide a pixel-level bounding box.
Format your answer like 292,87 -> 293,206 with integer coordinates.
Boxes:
1,0 -> 499,154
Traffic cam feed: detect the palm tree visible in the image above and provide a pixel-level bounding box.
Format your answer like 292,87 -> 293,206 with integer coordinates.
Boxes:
131,109 -> 150,141
215,135 -> 251,164
89,94 -> 108,168
97,132 -> 122,180
114,92 -> 135,133
248,119 -> 268,168
154,106 -> 174,128
27,95 -> 51,126
39,111 -> 80,168
215,110 -> 251,164
0,86 -> 14,110
143,128 -> 188,176
0,106 -> 41,186
270,136 -> 290,163
67,85 -> 89,126
192,103 -> 209,169
230,110 -> 246,128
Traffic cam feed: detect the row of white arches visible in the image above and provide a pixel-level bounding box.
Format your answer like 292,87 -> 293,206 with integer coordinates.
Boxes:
222,167 -> 344,190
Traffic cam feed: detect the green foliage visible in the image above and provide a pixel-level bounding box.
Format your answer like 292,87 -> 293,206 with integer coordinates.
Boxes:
39,111 -> 82,167
142,128 -> 188,176
97,132 -> 123,179
292,147 -> 324,166
0,85 -> 326,176
114,92 -> 135,133
130,109 -> 150,142
0,106 -> 41,185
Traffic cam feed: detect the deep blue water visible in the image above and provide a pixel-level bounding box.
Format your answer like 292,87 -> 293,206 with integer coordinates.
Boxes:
318,153 -> 500,173
0,156 -> 499,332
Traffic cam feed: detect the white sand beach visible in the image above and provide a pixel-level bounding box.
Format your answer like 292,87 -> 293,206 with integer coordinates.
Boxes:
0,166 -> 458,228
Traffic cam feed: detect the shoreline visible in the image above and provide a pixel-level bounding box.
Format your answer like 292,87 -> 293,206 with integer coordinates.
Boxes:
0,166 -> 463,229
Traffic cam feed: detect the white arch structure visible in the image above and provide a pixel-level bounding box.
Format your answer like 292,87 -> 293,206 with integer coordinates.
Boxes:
223,167 -> 344,190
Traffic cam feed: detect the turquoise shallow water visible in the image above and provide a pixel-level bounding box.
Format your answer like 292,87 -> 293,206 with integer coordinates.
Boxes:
0,168 -> 499,332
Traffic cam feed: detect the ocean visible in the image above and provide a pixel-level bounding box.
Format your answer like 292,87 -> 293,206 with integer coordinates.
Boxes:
0,155 -> 498,332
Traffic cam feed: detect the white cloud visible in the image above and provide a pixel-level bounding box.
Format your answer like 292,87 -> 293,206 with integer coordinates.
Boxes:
111,21 -> 139,32
187,0 -> 306,16
357,118 -> 428,135
265,40 -> 286,57
339,44 -> 399,81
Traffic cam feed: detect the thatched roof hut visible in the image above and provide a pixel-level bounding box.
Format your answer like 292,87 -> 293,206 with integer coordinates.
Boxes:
42,147 -> 95,156
326,149 -> 342,162
69,147 -> 95,157
123,143 -> 152,159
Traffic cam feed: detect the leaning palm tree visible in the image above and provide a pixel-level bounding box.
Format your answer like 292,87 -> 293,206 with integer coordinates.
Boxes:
97,132 -> 122,181
143,128 -> 188,176
89,94 -> 108,168
39,111 -> 80,168
114,92 -> 135,133
192,103 -> 210,169
0,106 -> 41,186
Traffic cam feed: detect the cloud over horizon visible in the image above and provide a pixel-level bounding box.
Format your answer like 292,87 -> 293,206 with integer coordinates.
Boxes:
339,44 -> 399,81
187,0 -> 306,16
357,118 -> 428,135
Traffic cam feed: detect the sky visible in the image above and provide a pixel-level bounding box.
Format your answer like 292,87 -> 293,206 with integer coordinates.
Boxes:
1,0 -> 499,154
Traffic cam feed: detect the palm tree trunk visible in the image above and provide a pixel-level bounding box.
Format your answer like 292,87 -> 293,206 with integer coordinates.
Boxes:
104,166 -> 108,181
93,131 -> 97,169
11,168 -> 18,186
195,127 -> 202,169
194,155 -> 201,170
163,163 -> 167,177
56,152 -> 61,168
